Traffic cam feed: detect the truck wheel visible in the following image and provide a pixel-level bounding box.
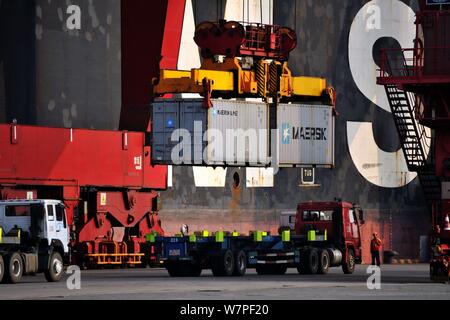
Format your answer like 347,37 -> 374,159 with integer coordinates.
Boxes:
233,250 -> 247,276
256,265 -> 287,275
271,265 -> 288,275
256,265 -> 269,275
211,250 -> 234,277
318,250 -> 330,274
342,248 -> 356,274
166,263 -> 189,277
138,256 -> 149,269
189,263 -> 203,277
45,252 -> 64,282
307,248 -> 319,274
297,249 -> 308,274
430,262 -> 448,283
166,264 -> 181,277
0,255 -> 4,283
3,252 -> 23,284
167,262 -> 202,277
299,248 -> 319,274
167,263 -> 184,277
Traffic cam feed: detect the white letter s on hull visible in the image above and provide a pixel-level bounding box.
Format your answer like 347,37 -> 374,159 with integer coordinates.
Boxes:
347,0 -> 428,188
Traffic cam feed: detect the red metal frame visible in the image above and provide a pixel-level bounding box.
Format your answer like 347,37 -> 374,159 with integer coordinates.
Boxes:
160,0 -> 186,69
194,20 -> 297,61
377,7 -> 450,279
0,124 -> 167,189
377,47 -> 450,85
239,22 -> 297,60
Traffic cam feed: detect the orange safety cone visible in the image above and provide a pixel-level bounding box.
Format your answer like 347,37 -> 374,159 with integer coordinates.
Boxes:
444,214 -> 450,231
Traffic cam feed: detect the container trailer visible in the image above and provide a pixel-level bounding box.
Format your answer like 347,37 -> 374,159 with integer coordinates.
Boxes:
149,201 -> 364,277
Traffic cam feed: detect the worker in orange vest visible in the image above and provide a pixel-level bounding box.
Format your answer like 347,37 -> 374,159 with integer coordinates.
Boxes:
371,232 -> 382,267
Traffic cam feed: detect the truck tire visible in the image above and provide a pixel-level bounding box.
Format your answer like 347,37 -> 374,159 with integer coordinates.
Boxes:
3,252 -> 23,284
0,255 -> 4,283
298,248 -> 319,275
167,263 -> 187,277
318,249 -> 330,274
297,249 -> 308,274
274,265 -> 288,275
233,250 -> 247,276
44,252 -> 64,282
430,262 -> 448,283
167,262 -> 202,277
211,250 -> 234,277
166,264 -> 183,277
189,262 -> 203,277
342,248 -> 356,274
255,265 -> 267,275
297,265 -> 307,274
256,265 -> 288,275
138,256 -> 149,269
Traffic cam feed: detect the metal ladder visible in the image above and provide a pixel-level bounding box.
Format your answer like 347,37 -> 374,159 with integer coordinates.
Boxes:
384,84 -> 441,203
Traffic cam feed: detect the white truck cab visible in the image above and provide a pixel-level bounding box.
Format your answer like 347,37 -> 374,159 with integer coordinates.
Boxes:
0,199 -> 69,284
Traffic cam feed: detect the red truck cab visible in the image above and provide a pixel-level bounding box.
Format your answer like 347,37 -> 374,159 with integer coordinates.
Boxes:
295,201 -> 364,272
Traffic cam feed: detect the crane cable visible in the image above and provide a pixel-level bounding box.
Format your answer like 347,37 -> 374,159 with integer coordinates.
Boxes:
260,0 -> 263,24
294,0 -> 297,33
216,0 -> 220,21
247,0 -> 249,24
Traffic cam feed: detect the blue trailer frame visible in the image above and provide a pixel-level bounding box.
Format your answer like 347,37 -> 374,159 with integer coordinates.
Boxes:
147,229 -> 349,277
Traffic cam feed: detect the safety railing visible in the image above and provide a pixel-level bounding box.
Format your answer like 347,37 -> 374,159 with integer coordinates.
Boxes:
242,23 -> 281,51
378,46 -> 450,82
239,22 -> 296,61
406,91 -> 433,163
194,21 -> 296,61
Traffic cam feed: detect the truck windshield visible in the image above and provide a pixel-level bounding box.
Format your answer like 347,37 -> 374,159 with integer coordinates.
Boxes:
302,210 -> 333,222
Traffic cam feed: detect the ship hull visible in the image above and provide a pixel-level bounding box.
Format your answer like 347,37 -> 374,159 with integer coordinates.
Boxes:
0,0 -> 429,262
